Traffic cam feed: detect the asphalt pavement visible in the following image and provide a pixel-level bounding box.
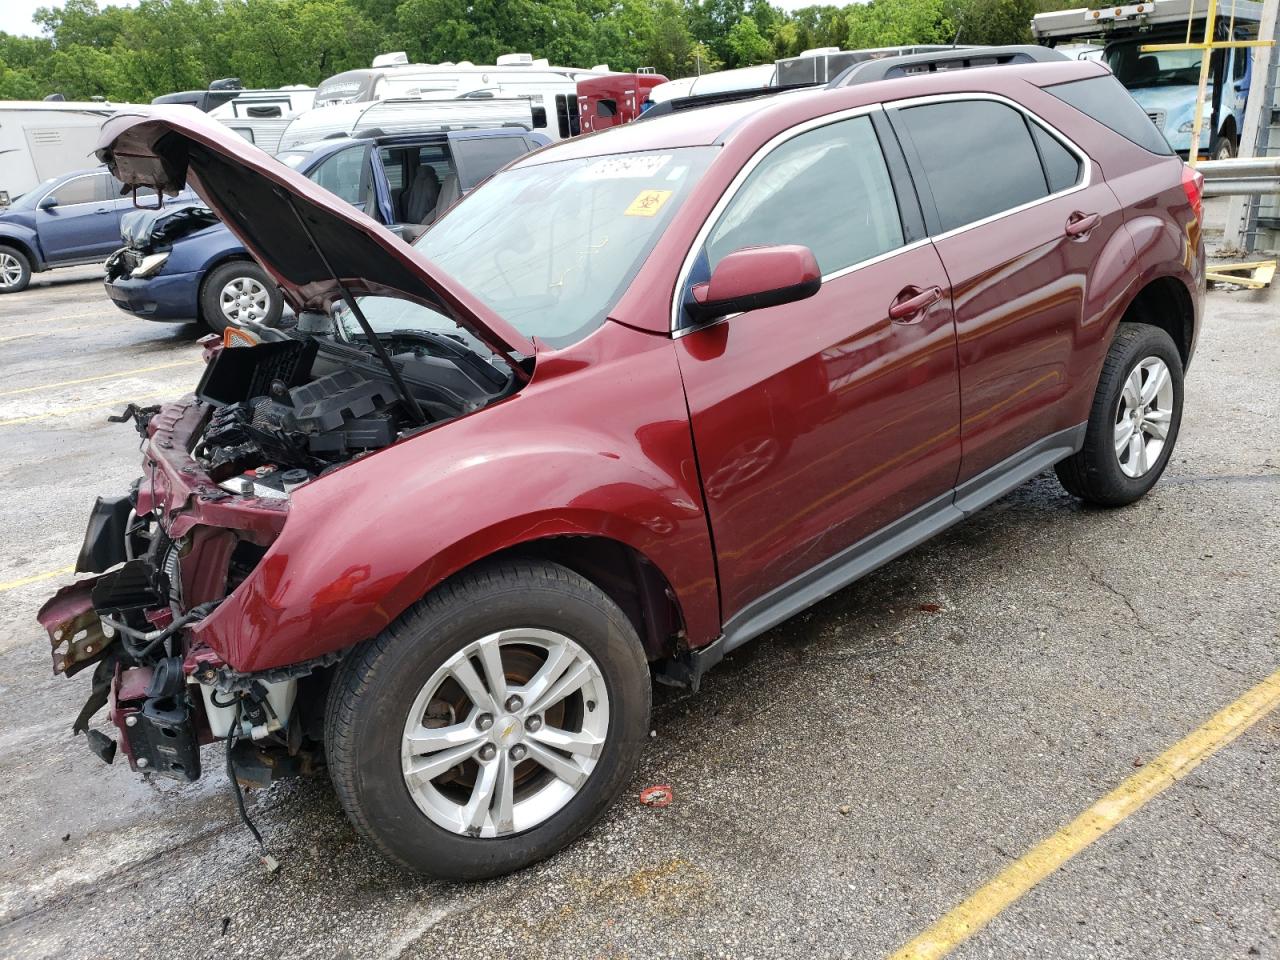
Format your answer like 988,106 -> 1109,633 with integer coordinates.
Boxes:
0,249 -> 1275,959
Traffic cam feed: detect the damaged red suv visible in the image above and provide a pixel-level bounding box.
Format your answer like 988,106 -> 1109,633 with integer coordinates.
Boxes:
41,49 -> 1203,880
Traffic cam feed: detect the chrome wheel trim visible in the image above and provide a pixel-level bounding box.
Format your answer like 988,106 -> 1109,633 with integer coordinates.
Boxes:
1114,355 -> 1174,478
218,276 -> 270,325
0,253 -> 23,289
400,627 -> 610,839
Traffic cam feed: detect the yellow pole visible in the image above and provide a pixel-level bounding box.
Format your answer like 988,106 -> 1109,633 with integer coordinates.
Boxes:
1187,0 -> 1218,167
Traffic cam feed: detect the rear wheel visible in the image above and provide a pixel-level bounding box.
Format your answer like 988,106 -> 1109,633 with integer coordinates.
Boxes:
199,260 -> 282,332
0,245 -> 31,293
324,560 -> 651,880
1056,322 -> 1184,507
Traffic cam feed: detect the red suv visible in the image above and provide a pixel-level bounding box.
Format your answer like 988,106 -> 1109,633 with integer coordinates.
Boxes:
42,52 -> 1203,880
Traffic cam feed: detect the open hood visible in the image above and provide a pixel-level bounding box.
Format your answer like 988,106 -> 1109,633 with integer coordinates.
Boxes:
95,106 -> 535,362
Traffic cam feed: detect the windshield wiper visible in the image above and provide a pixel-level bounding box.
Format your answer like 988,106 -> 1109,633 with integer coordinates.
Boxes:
279,191 -> 427,426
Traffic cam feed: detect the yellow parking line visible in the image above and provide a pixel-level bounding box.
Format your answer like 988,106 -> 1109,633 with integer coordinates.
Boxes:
889,669 -> 1280,960
0,359 -> 201,398
0,391 -> 170,427
0,564 -> 75,593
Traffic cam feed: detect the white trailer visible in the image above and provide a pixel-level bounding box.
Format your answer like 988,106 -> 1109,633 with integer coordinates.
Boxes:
313,52 -> 609,141
210,87 -> 316,156
276,97 -> 536,153
646,64 -> 778,106
0,101 -> 138,203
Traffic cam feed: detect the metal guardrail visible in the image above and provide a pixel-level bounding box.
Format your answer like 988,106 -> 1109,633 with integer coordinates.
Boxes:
1196,156 -> 1280,197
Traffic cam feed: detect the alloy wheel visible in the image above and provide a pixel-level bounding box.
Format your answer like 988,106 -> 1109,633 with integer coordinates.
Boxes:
400,628 -> 610,838
218,276 -> 271,325
0,253 -> 23,290
1114,355 -> 1174,478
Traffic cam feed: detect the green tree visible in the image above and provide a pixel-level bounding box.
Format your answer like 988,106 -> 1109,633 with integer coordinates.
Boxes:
642,0 -> 694,78
725,15 -> 771,66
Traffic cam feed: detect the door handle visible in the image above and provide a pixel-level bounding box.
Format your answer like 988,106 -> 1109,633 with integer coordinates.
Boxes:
1065,211 -> 1100,238
94,207 -> 111,214
888,284 -> 943,323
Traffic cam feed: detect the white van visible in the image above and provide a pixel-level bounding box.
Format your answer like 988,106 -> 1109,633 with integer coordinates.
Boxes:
313,52 -> 610,141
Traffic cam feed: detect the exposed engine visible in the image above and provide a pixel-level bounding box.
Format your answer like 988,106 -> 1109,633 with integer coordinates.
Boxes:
192,315 -> 513,488
37,310 -> 518,789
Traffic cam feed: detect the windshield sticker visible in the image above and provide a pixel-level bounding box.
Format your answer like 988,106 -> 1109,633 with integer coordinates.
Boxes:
624,189 -> 673,217
581,154 -> 672,180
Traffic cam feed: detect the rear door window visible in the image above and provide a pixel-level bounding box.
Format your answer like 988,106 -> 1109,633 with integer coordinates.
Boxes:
703,114 -> 905,276
1029,123 -> 1083,193
893,100 -> 1049,233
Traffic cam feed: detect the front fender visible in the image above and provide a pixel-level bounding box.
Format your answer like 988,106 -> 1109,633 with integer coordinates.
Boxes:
191,322 -> 720,672
0,222 -> 43,268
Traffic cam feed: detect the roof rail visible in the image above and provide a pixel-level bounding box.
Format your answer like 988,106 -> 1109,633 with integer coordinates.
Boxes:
636,82 -> 816,122
827,45 -> 1068,88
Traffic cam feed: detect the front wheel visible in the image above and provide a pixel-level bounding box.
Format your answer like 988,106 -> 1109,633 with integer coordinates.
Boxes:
1211,134 -> 1237,161
324,560 -> 651,880
199,260 -> 282,332
1056,322 -> 1184,507
0,245 -> 32,293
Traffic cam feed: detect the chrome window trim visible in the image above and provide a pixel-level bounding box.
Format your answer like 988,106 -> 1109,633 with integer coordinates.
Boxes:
37,172 -> 109,210
669,92 -> 1093,336
885,91 -> 1092,243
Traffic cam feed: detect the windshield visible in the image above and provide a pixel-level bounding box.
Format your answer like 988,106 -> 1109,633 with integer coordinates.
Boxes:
6,177 -> 58,211
1106,42 -> 1205,87
414,146 -> 717,348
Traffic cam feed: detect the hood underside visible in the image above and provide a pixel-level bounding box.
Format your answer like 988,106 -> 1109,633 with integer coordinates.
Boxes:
96,106 -> 534,361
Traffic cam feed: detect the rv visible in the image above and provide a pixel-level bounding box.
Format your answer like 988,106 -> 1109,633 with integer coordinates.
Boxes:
209,87 -> 316,156
313,52 -> 610,141
1031,0 -> 1265,158
276,97 -> 536,153
152,78 -> 249,112
0,101 -> 138,205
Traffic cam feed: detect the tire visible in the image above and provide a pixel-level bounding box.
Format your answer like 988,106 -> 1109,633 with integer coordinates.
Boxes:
198,260 -> 282,332
1211,134 -> 1236,161
0,245 -> 32,293
325,559 -> 651,880
1056,322 -> 1184,507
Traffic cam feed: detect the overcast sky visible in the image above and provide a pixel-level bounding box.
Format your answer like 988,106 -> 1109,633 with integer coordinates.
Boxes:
8,0 -> 821,38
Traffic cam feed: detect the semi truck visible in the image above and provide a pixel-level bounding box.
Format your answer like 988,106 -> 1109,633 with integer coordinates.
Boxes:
1031,0 -> 1266,158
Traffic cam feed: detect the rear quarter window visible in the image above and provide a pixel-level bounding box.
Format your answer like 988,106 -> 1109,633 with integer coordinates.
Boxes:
1045,75 -> 1175,156
453,137 -> 530,190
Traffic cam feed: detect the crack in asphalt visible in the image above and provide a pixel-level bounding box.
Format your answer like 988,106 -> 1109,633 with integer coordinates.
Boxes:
1067,541 -> 1155,637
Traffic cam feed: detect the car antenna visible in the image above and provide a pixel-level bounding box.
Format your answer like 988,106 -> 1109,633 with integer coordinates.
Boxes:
279,190 -> 427,426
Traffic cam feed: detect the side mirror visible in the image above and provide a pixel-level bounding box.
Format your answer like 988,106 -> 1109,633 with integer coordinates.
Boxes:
39,195 -> 58,210
688,244 -> 821,324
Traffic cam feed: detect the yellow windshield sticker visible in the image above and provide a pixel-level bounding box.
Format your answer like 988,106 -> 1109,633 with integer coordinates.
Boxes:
624,189 -> 673,217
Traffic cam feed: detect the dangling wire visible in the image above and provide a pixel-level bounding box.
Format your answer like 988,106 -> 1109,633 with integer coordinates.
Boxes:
225,700 -> 272,864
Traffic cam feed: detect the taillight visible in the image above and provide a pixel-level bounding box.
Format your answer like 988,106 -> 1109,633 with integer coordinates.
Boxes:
1181,165 -> 1204,224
